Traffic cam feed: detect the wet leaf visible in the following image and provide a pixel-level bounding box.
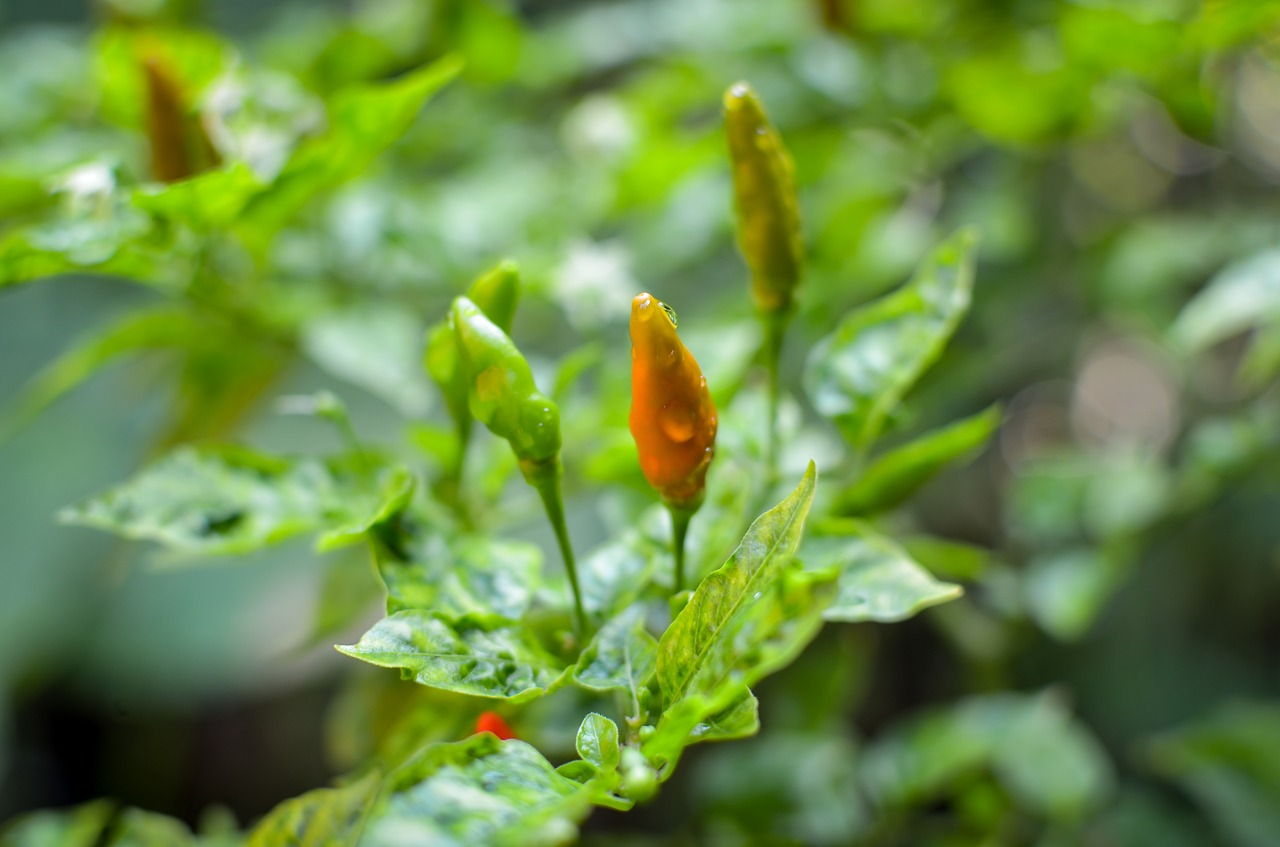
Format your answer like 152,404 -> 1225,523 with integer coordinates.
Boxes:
336,609 -> 568,702
60,446 -> 413,557
835,404 -> 1001,514
805,230 -> 978,451
803,522 -> 962,623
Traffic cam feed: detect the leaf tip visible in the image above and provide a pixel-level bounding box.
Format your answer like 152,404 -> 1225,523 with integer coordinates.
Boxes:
434,52 -> 466,83
796,459 -> 819,499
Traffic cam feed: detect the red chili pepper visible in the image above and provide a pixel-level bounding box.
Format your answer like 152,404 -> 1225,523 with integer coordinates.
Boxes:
474,711 -> 517,740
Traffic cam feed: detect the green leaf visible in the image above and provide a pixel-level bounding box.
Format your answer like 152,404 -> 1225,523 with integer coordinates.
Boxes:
805,522 -> 963,623
685,444 -> 758,582
577,522 -> 667,618
645,466 -> 834,779
899,535 -> 993,581
552,750 -> 631,813
691,730 -> 866,845
804,229 -> 978,451
0,306 -> 203,443
946,48 -> 1086,144
130,163 -> 263,231
1172,248 -> 1280,354
240,56 -> 462,239
642,688 -> 761,775
692,689 -> 761,742
1023,548 -> 1126,642
246,772 -> 380,847
862,703 -> 997,808
336,609 -> 567,702
860,692 -> 1113,821
1239,323 -> 1280,387
657,462 -> 821,708
0,173 -> 52,218
59,446 -> 415,558
576,713 -> 621,772
0,801 -> 115,847
1147,702 -> 1280,847
317,466 -> 416,551
103,809 -> 197,846
303,304 -> 433,418
572,605 -> 658,697
361,734 -> 595,847
835,404 -> 1002,514
0,196 -> 163,288
376,530 -> 543,620
993,694 -> 1116,820
0,802 -> 201,847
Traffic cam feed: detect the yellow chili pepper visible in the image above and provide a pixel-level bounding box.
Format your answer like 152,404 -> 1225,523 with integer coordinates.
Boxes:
723,81 -> 803,315
628,293 -> 717,511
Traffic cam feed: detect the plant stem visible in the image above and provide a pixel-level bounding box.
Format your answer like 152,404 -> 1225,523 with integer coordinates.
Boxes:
761,310 -> 788,490
669,503 -> 695,594
452,426 -> 470,486
526,459 -> 587,636
333,411 -> 367,463
445,423 -> 474,530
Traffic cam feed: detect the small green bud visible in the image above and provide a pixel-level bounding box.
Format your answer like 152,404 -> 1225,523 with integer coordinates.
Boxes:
620,747 -> 658,803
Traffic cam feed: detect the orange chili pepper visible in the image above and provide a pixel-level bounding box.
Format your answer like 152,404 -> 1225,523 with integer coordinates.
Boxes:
628,293 -> 717,510
474,710 -> 517,740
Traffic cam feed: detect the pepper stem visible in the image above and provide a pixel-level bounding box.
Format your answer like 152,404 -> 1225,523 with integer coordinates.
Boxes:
312,390 -> 375,474
524,459 -> 587,637
451,422 -> 470,486
445,422 -> 474,529
761,310 -> 789,490
669,503 -> 696,594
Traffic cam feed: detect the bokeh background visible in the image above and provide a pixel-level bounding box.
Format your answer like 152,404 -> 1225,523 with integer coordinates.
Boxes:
3,0 -> 1280,844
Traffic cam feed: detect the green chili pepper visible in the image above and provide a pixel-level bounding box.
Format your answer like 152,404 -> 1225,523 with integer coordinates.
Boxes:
450,295 -> 559,473
425,261 -> 521,451
723,81 -> 803,314
450,295 -> 585,634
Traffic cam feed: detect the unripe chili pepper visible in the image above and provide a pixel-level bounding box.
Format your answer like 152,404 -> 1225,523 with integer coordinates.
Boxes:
629,293 -> 718,510
426,261 -> 521,452
723,82 -> 803,315
474,711 -> 517,740
450,295 -> 560,476
450,295 -> 585,633
467,260 -> 520,336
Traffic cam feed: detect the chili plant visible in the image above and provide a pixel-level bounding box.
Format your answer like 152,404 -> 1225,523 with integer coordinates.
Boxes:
0,27 -> 991,840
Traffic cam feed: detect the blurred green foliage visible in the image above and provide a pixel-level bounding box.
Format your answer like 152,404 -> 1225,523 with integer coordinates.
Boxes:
3,0 -> 1280,844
